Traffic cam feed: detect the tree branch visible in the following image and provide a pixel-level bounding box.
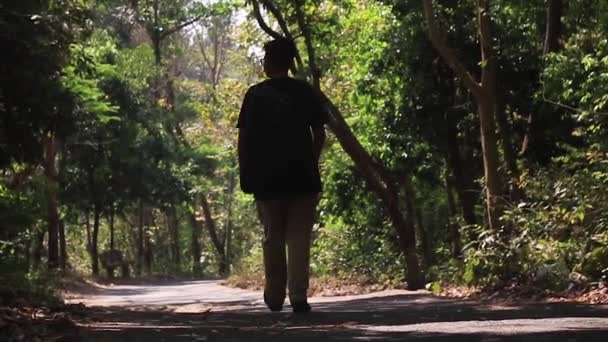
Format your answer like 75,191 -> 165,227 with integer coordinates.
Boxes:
160,14 -> 206,40
293,0 -> 320,87
260,0 -> 304,72
250,0 -> 283,40
422,0 -> 483,98
200,194 -> 224,257
197,32 -> 215,81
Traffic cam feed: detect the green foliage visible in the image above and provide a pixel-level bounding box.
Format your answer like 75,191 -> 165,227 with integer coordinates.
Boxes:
312,216 -> 404,284
459,146 -> 608,288
0,260 -> 62,307
0,0 -> 90,166
543,30 -> 608,145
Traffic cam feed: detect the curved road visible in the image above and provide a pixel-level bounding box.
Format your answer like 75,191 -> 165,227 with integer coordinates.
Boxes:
71,280 -> 608,341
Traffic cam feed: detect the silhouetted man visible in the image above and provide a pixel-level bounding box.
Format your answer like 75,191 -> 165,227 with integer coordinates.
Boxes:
237,38 -> 326,313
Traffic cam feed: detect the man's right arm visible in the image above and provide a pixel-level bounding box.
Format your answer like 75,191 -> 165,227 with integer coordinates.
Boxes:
237,88 -> 255,194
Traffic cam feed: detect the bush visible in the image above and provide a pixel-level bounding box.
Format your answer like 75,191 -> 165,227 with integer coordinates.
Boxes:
0,260 -> 63,308
456,148 -> 608,290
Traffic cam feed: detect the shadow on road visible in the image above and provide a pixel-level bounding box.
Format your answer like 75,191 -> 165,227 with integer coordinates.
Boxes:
78,293 -> 608,341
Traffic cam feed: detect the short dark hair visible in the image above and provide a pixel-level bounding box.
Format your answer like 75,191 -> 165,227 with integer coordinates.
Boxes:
263,38 -> 296,71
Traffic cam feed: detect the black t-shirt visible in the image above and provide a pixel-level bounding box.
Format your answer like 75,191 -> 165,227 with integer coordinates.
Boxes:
237,77 -> 327,200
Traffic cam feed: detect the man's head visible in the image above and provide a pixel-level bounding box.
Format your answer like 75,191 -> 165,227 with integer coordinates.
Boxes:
263,38 -> 296,77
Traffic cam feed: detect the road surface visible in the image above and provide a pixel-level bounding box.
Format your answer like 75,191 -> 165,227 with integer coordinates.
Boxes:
70,280 -> 608,341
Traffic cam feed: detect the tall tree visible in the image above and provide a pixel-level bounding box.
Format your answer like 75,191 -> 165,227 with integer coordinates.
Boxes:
423,0 -> 503,229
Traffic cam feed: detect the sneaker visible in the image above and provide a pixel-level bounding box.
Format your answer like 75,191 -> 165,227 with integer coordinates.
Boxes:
291,301 -> 311,314
264,293 -> 283,312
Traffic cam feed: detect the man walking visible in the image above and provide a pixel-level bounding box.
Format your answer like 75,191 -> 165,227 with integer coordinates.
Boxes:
237,38 -> 326,313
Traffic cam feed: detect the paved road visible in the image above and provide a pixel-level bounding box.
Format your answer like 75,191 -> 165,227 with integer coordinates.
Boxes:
71,280 -> 608,341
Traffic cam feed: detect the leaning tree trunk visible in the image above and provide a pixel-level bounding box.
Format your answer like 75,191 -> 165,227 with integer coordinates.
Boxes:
200,194 -> 228,276
287,0 -> 424,289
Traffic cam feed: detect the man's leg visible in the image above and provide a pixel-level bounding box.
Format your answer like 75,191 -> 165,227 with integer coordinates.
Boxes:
285,194 -> 318,308
256,199 -> 287,310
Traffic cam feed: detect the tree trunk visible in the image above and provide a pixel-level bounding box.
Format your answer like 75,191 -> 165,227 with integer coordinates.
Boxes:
85,210 -> 92,254
200,194 -> 227,276
478,98 -> 503,229
32,230 -> 45,270
190,212 -> 202,275
414,204 -> 433,269
144,208 -> 154,274
544,0 -> 563,54
166,205 -> 180,270
445,110 -> 477,225
136,200 -> 144,276
144,231 -> 153,274
402,178 -> 433,269
223,169 -> 236,275
109,203 -> 115,251
46,194 -> 60,270
59,220 -> 67,271
423,0 -> 504,229
386,186 -> 424,288
43,135 -> 60,270
91,204 -> 100,276
152,0 -> 161,66
477,0 -> 503,229
495,92 -> 524,202
445,172 -> 462,258
24,236 -> 32,272
522,0 -> 563,155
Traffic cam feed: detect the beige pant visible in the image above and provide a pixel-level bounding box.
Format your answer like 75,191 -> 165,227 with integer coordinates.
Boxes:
256,194 -> 318,306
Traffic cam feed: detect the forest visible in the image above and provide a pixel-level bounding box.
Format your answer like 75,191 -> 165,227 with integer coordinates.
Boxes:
1,0 -> 608,305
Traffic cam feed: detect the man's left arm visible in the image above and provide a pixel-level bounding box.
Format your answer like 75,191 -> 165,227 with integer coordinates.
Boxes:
237,88 -> 256,193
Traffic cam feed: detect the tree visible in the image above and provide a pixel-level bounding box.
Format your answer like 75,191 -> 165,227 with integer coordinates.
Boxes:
249,0 -> 424,289
423,0 -> 503,229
